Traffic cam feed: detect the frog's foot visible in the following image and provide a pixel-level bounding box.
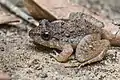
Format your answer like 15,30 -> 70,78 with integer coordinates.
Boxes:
63,60 -> 80,68
50,44 -> 73,62
76,34 -> 110,67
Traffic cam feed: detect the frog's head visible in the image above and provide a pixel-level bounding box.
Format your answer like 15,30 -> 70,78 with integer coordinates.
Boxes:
29,19 -> 61,49
29,19 -> 53,41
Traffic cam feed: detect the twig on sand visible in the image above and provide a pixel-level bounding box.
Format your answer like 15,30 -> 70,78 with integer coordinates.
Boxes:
0,0 -> 39,27
0,14 -> 20,25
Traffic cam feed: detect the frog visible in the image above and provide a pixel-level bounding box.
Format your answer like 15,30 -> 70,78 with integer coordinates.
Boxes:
29,12 -> 110,67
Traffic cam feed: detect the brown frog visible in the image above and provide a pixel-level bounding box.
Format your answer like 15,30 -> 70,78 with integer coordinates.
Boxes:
29,12 -> 110,67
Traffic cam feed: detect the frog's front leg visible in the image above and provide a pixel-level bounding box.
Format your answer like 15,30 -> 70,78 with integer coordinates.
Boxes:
50,44 -> 73,62
76,34 -> 110,67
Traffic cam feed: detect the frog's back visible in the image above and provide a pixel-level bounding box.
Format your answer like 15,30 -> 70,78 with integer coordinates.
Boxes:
51,18 -> 102,45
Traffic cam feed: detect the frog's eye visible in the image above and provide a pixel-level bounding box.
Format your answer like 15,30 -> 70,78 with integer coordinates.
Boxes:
41,31 -> 51,41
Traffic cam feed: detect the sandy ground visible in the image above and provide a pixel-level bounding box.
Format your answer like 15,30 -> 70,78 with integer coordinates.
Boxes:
0,0 -> 120,80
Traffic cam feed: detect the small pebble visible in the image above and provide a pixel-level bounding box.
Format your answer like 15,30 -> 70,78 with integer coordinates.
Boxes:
39,73 -> 48,78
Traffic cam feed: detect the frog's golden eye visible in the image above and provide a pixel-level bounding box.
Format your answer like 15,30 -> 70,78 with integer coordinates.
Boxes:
41,31 -> 51,41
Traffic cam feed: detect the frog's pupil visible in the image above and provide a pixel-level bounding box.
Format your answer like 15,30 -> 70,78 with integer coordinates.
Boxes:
44,32 -> 49,37
41,31 -> 51,41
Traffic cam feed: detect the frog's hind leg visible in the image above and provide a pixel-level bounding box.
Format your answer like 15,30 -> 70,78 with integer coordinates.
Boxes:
80,40 -> 110,67
76,34 -> 110,67
50,44 -> 73,62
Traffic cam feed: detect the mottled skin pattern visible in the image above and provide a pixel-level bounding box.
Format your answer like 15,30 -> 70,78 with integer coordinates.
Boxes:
29,12 -> 110,67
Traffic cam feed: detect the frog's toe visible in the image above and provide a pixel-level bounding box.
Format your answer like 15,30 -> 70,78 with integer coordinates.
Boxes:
50,44 -> 73,62
49,50 -> 61,60
49,52 -> 57,59
53,50 -> 59,55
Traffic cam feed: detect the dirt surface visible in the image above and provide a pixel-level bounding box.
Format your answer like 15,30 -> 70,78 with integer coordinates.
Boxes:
0,0 -> 120,80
